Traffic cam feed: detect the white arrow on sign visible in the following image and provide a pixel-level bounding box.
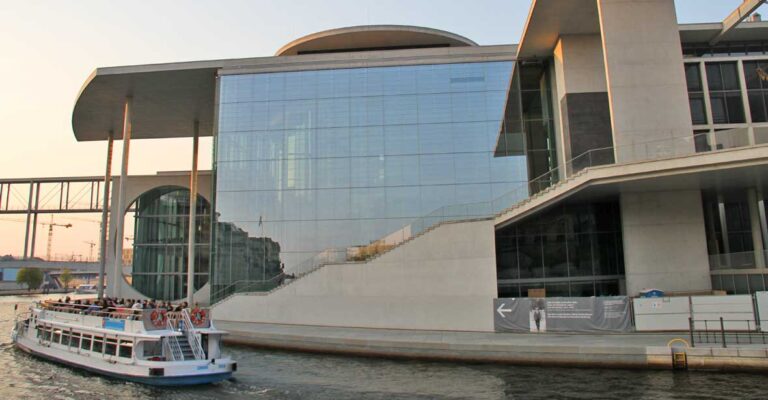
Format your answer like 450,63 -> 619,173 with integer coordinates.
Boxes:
496,303 -> 512,318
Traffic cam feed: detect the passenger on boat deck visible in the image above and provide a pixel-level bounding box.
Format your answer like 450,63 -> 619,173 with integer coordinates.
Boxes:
132,301 -> 143,310
86,301 -> 101,314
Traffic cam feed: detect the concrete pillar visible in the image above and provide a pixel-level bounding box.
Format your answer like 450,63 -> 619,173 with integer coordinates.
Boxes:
112,98 -> 132,299
98,131 -> 114,299
29,182 -> 40,258
553,34 -> 612,173
620,190 -> 711,295
187,120 -> 199,305
23,182 -> 33,259
747,188 -> 765,268
597,0 -> 694,162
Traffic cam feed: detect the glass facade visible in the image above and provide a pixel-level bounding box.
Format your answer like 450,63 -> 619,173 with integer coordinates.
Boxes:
706,62 -> 745,124
743,60 -> 768,123
702,188 -> 768,273
518,62 -> 557,190
685,63 -> 708,125
712,274 -> 768,295
212,61 -> 525,297
130,186 -> 210,301
495,198 -> 624,297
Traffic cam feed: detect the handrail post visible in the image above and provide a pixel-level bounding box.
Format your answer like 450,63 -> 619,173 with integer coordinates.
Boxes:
689,317 -> 695,348
720,317 -> 727,348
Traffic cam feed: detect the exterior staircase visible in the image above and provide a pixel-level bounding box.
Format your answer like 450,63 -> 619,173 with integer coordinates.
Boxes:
212,168 -> 591,305
176,335 -> 196,360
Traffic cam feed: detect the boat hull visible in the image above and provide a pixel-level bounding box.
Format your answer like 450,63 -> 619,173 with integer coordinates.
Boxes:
14,338 -> 233,386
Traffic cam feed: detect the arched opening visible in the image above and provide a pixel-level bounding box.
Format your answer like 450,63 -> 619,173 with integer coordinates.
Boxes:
123,186 -> 211,300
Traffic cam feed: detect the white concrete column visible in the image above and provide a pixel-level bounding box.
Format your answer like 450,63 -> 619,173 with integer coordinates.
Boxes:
187,120 -> 200,305
620,190 -> 711,295
98,130 -> 114,299
113,98 -> 132,299
747,188 -> 765,268
597,0 -> 694,162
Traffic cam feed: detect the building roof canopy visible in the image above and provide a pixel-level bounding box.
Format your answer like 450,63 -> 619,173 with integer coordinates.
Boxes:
72,64 -> 218,142
275,25 -> 477,56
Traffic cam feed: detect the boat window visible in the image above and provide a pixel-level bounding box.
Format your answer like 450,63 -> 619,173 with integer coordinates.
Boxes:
36,326 -> 44,339
52,329 -> 62,344
61,332 -> 71,346
42,327 -> 51,341
118,340 -> 133,358
70,332 -> 80,348
142,341 -> 163,358
105,338 -> 118,356
92,336 -> 104,353
81,334 -> 92,351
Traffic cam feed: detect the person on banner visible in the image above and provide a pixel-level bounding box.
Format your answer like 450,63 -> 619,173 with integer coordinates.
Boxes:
529,299 -> 547,332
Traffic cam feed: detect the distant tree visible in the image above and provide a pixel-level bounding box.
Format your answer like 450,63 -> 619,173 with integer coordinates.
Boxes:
16,268 -> 44,292
60,269 -> 73,291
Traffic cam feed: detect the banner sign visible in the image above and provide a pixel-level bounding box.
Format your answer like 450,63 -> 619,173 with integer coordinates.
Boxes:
102,318 -> 126,331
494,296 -> 631,333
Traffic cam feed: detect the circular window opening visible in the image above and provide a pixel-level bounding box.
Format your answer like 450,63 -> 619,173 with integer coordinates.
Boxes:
123,186 -> 211,301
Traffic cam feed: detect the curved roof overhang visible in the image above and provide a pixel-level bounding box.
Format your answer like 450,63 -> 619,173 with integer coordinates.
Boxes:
276,25 -> 477,56
72,62 -> 218,141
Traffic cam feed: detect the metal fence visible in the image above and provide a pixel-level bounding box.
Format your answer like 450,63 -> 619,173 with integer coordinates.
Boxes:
688,317 -> 767,348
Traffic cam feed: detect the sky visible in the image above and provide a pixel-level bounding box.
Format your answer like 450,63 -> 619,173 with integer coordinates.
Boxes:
0,0 -> 763,259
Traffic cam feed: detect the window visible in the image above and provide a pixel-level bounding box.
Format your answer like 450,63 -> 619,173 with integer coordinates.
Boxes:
70,332 -> 80,349
118,340 -> 133,358
52,329 -> 61,344
92,336 -> 104,354
685,64 -> 708,125
81,334 -> 92,351
105,338 -> 118,356
706,62 -> 745,124
143,341 -> 163,358
743,61 -> 768,122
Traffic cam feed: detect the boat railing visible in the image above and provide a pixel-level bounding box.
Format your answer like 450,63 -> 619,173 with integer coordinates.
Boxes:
39,301 -> 143,321
164,318 -> 184,361
181,309 -> 206,360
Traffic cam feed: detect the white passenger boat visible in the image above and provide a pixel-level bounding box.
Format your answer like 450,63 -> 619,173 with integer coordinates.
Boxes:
11,301 -> 237,386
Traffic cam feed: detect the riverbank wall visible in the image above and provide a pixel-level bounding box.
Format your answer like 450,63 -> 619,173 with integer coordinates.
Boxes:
217,321 -> 768,372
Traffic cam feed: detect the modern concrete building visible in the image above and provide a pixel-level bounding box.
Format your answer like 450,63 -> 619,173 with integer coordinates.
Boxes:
72,0 -> 768,332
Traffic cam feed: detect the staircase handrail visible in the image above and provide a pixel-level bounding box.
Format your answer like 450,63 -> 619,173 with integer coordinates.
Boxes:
181,309 -> 206,360
164,319 -> 184,361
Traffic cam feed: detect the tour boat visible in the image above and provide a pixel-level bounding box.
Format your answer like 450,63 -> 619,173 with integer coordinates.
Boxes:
11,301 -> 237,386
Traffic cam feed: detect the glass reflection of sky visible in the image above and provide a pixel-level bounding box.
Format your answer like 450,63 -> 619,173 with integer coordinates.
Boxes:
215,61 -> 526,272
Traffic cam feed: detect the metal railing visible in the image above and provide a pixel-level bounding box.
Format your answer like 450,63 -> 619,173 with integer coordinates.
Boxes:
210,273 -> 288,303
181,309 -> 206,360
688,317 -> 766,348
709,250 -> 768,270
163,318 -> 184,361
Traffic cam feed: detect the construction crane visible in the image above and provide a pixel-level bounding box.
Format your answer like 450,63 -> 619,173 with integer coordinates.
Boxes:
83,241 -> 97,261
41,216 -> 72,261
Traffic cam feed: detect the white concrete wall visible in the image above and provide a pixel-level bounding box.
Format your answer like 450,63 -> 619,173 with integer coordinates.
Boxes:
553,34 -> 608,165
597,0 -> 694,162
213,219 -> 499,332
621,190 -> 711,296
553,34 -> 607,98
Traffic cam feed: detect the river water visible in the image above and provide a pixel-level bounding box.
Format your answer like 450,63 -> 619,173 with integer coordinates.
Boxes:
1,294 -> 765,400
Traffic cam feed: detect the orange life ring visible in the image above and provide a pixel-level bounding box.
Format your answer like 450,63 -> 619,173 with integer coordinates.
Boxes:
190,308 -> 207,326
150,309 -> 167,328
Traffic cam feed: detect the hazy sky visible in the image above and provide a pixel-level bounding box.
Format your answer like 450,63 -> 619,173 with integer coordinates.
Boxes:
0,0 -> 763,258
